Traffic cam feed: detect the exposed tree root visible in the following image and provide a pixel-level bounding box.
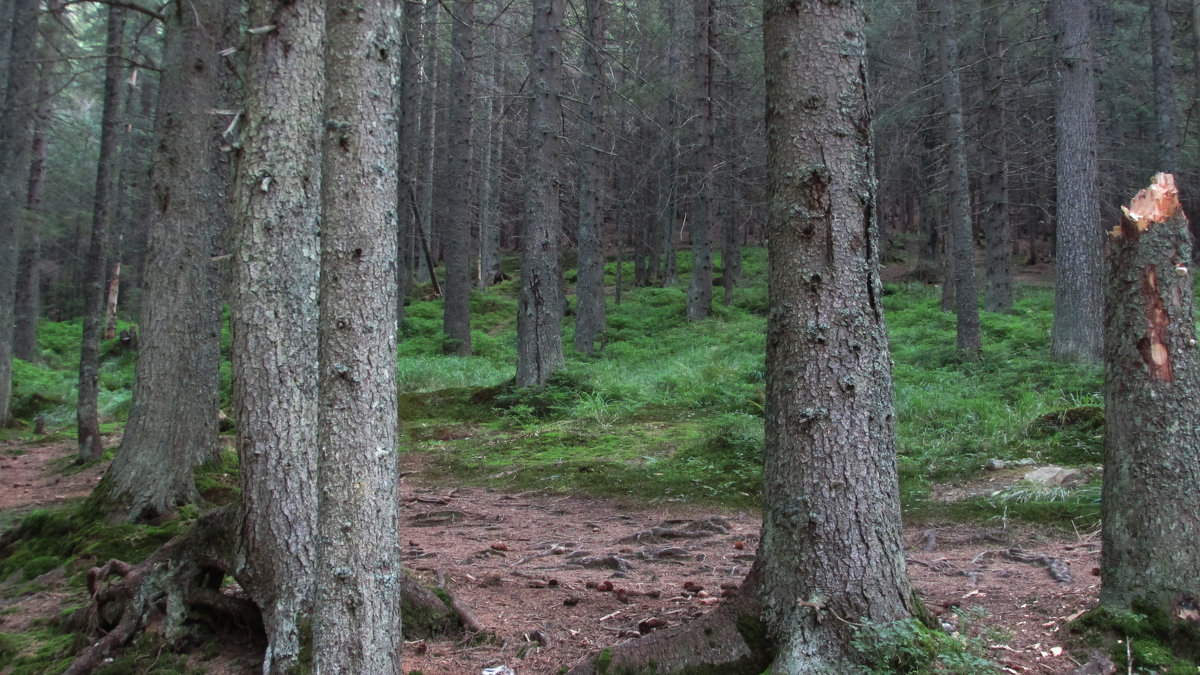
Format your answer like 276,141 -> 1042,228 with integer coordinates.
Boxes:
566,562 -> 773,675
61,508 -> 474,674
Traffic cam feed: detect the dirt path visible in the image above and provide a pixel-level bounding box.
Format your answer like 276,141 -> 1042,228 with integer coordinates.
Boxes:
0,439 -> 1098,674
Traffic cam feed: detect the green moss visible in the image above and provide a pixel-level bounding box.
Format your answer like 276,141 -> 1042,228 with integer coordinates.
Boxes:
596,647 -> 612,673
1072,602 -> 1200,670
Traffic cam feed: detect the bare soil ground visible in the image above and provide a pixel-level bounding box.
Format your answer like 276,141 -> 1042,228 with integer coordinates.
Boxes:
1,438 -> 1100,674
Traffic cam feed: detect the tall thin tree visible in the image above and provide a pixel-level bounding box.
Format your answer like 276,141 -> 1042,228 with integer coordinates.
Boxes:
77,5 -> 125,462
230,0 -> 325,669
1050,0 -> 1103,362
517,0 -> 566,386
939,0 -> 980,353
0,0 -> 39,426
685,0 -> 715,321
443,0 -> 476,355
313,0 -> 403,668
575,0 -> 608,354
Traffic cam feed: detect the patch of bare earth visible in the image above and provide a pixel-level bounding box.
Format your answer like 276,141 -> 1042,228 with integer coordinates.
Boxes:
1,440 -> 1099,674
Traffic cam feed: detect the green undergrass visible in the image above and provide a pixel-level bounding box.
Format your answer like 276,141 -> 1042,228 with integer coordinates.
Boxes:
7,247 -> 1111,525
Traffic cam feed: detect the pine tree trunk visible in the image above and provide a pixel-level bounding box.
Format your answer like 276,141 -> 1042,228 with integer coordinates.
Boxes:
939,0 -> 980,353
685,0 -> 714,322
478,27 -> 504,290
443,0 -> 475,355
760,1 -> 922,669
1101,173 -> 1200,618
0,0 -> 38,426
229,0 -> 325,669
103,0 -> 228,516
574,0 -> 608,354
981,0 -> 1012,313
517,0 -> 566,386
397,0 -> 423,310
1050,0 -> 1103,362
13,55 -> 49,363
77,6 -> 125,462
415,0 -> 439,284
313,0 -> 403,669
571,2 -> 922,671
1150,0 -> 1180,175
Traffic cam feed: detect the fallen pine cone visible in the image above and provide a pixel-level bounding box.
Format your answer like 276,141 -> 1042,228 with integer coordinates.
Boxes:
638,618 -> 667,634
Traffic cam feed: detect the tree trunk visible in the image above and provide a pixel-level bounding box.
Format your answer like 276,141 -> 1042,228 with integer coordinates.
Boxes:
1150,0 -> 1180,175
939,0 -> 980,353
314,0 -> 403,669
13,51 -> 49,363
478,25 -> 504,290
443,0 -> 474,355
571,1 -> 922,671
685,0 -> 714,322
397,0 -> 423,313
1101,173 -> 1200,619
574,0 -> 608,354
760,1 -> 922,669
102,0 -> 229,516
1050,0 -> 1103,362
229,0 -> 325,669
77,5 -> 125,463
981,0 -> 1012,313
517,0 -> 566,387
415,0 -> 439,284
0,0 -> 38,426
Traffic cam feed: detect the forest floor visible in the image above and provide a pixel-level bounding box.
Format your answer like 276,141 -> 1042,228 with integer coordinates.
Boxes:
0,435 -> 1106,674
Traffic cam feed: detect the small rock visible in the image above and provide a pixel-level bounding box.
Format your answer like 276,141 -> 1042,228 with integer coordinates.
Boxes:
482,667 -> 515,675
984,458 -> 1007,470
1015,458 -> 1037,466
1023,466 -> 1083,486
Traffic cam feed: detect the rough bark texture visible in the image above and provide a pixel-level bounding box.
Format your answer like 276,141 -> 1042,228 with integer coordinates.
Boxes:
1150,0 -> 1180,175
570,2 -> 922,671
0,0 -> 38,426
685,0 -> 714,322
574,0 -> 607,354
443,0 -> 475,356
77,6 -> 125,463
760,1 -> 922,670
981,0 -> 1012,314
517,0 -> 566,386
104,0 -> 226,517
415,0 -> 439,285
939,0 -> 981,353
1050,0 -> 1104,362
229,0 -> 325,670
13,38 -> 50,363
478,28 -> 504,290
314,0 -> 404,670
397,0 -> 423,312
1101,173 -> 1200,620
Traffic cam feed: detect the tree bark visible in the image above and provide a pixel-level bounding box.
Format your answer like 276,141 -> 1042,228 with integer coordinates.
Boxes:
103,0 -> 229,516
1101,173 -> 1200,619
981,0 -> 1012,313
517,0 -> 566,386
939,0 -> 980,353
0,0 -> 38,426
415,0 -> 439,285
574,0 -> 608,354
229,0 -> 325,669
478,23 -> 505,290
1050,0 -> 1104,362
443,0 -> 475,356
314,0 -> 403,669
1150,0 -> 1180,175
685,0 -> 714,322
77,5 -> 125,462
13,50 -> 49,363
571,1 -> 923,671
397,0 -> 423,313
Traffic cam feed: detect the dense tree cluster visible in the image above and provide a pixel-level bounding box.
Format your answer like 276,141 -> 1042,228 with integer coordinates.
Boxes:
3,0 -> 1200,671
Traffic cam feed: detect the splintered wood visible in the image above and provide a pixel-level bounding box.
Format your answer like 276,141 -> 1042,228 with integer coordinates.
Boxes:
1115,172 -> 1181,239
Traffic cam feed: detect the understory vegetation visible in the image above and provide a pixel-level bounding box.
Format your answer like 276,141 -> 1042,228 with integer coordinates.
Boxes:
1,248 -> 1132,672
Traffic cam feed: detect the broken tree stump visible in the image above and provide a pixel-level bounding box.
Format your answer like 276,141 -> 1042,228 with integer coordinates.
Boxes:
1101,172 -> 1200,620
